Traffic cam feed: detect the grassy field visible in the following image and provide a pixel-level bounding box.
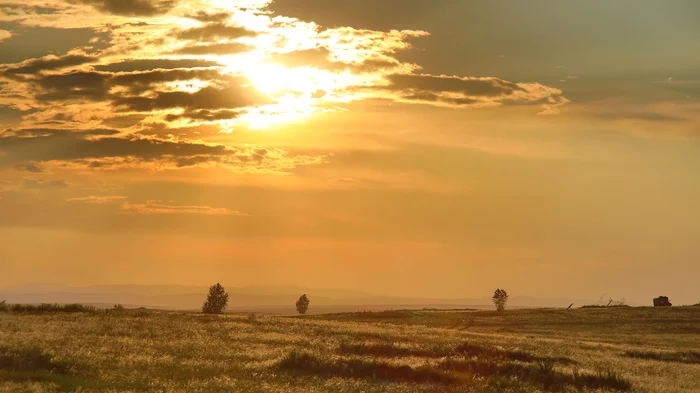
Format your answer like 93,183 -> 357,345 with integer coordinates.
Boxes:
0,307 -> 698,393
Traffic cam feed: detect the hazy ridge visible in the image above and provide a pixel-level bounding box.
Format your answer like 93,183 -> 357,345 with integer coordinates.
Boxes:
0,283 -> 601,312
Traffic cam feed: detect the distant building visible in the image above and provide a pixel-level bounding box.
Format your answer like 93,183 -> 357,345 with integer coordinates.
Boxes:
653,296 -> 672,307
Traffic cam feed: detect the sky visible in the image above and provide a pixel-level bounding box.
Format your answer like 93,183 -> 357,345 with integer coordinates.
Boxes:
0,0 -> 699,305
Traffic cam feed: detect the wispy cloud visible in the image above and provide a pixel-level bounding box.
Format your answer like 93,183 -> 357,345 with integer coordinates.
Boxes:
0,30 -> 11,43
66,195 -> 127,203
120,201 -> 249,216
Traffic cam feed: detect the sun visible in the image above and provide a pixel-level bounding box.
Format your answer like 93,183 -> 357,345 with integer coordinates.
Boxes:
222,59 -> 365,128
243,63 -> 310,94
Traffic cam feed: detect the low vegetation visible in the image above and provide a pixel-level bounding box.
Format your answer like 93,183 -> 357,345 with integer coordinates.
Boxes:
0,306 -> 698,392
0,303 -> 96,314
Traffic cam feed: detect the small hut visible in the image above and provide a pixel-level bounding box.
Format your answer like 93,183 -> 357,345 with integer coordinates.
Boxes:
653,296 -> 672,307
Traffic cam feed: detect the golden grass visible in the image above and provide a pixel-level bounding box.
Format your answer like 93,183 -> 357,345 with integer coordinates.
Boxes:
0,307 -> 698,392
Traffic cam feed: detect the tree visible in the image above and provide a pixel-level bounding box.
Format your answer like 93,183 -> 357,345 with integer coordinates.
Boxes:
492,289 -> 508,311
295,294 -> 310,315
202,283 -> 229,314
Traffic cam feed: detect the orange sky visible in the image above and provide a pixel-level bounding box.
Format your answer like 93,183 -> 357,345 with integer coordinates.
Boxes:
1,0 -> 699,305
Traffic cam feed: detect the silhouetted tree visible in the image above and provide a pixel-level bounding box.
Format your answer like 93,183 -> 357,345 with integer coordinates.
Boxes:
492,289 -> 508,311
202,283 -> 229,314
295,294 -> 310,315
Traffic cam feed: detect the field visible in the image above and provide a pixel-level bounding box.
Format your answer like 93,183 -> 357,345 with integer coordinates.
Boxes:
1,307 -> 699,393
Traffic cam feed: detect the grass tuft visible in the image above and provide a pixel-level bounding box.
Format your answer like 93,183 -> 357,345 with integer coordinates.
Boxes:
276,350 -> 455,384
455,343 -> 575,364
0,346 -> 72,374
624,349 -> 700,364
0,346 -> 81,391
439,359 -> 632,391
338,342 -> 446,358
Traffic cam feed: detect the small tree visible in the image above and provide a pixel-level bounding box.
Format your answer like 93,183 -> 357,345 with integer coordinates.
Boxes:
295,294 -> 310,315
0,300 -> 7,312
202,283 -> 229,314
492,289 -> 508,311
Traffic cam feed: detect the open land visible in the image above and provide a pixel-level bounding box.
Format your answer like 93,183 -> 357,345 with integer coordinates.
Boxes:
1,306 -> 699,393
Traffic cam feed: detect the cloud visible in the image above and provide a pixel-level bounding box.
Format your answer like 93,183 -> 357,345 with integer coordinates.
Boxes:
0,128 -> 327,172
185,10 -> 233,23
0,0 -> 568,132
172,42 -> 251,55
21,178 -> 69,189
94,59 -> 222,72
385,74 -> 525,97
269,47 -> 402,73
70,0 -> 176,16
65,194 -> 249,216
113,81 -> 268,112
14,162 -> 45,173
67,195 -> 127,203
0,30 -> 11,42
7,64 -> 265,115
120,201 -> 248,216
175,22 -> 257,41
371,73 -> 568,111
34,71 -> 110,101
111,68 -> 223,89
2,54 -> 97,75
165,109 -> 241,122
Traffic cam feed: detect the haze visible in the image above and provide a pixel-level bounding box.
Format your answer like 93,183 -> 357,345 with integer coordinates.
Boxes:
1,0 -> 699,306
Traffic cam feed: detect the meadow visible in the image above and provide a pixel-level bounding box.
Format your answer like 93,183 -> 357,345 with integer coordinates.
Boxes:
0,306 -> 698,393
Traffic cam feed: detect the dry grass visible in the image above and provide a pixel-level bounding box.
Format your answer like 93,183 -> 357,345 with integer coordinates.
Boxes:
0,307 -> 698,392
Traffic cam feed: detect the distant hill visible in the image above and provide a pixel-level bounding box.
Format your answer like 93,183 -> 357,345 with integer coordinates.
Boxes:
0,283 -> 598,312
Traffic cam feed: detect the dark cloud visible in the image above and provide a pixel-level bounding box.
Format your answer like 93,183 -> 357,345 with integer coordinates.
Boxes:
94,59 -> 222,72
0,105 -> 37,125
385,74 -> 524,97
7,65 -> 268,117
173,42 -> 251,55
14,162 -> 45,173
114,80 -> 268,112
35,71 -> 110,101
4,128 -> 120,138
2,54 -> 97,75
111,69 -> 223,92
0,4 -> 60,16
0,128 -> 230,164
176,23 -> 257,41
0,128 -> 324,172
102,115 -> 147,128
70,0 -> 176,17
186,11 -> 232,23
270,47 -> 400,73
400,91 -> 478,106
165,109 -> 241,122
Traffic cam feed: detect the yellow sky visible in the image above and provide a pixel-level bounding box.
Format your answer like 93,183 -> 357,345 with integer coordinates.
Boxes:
1,0 -> 699,304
